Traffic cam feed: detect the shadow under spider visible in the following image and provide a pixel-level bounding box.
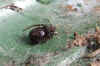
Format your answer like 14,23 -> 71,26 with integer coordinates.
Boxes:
20,35 -> 46,46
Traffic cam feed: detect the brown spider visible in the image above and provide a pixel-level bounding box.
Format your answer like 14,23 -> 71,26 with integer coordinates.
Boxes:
24,24 -> 58,45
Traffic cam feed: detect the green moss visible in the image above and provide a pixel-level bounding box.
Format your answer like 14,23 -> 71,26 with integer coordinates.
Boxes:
77,3 -> 82,7
36,0 -> 53,4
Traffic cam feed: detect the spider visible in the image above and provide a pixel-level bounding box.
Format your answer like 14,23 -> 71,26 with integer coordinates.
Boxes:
24,24 -> 58,44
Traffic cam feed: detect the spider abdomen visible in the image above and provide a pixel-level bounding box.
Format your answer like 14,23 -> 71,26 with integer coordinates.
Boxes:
28,24 -> 56,45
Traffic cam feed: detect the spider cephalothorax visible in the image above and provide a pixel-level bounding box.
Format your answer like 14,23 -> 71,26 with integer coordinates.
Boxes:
24,24 -> 57,44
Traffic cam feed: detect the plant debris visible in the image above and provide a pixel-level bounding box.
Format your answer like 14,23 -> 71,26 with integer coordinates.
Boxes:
67,26 -> 100,48
93,6 -> 100,12
66,32 -> 88,48
0,3 -> 23,12
87,49 -> 100,58
22,52 -> 59,66
90,59 -> 100,66
66,26 -> 100,66
64,5 -> 77,12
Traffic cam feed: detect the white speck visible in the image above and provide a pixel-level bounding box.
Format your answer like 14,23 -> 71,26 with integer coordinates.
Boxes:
40,31 -> 45,36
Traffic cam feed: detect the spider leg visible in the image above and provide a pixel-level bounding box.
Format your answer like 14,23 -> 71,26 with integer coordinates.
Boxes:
23,19 -> 50,31
33,24 -> 47,27
23,24 -> 47,31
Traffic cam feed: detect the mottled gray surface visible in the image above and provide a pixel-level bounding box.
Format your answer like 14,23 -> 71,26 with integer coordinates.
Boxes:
0,0 -> 99,66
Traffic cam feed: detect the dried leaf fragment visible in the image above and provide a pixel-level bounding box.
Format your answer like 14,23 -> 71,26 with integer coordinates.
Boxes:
67,32 -> 88,48
64,5 -> 77,12
72,32 -> 88,47
94,26 -> 100,44
87,49 -> 100,58
90,60 -> 100,66
94,6 -> 100,12
86,26 -> 100,45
